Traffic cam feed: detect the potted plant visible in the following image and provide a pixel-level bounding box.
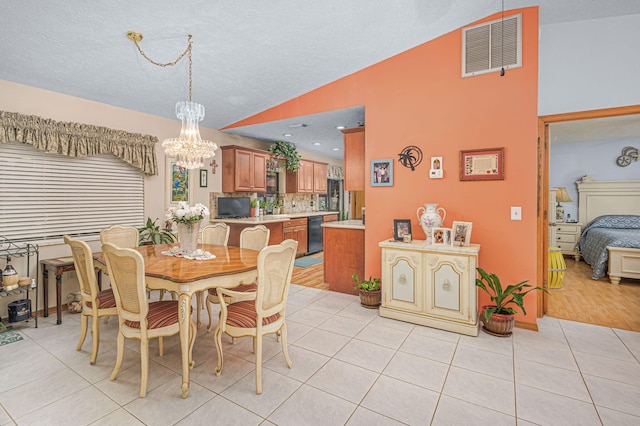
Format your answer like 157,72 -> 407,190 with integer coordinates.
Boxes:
475,267 -> 547,336
268,141 -> 301,172
250,198 -> 259,217
138,217 -> 176,245
352,274 -> 381,308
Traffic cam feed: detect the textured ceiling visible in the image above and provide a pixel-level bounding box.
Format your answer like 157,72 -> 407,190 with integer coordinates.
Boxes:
2,1 -> 639,158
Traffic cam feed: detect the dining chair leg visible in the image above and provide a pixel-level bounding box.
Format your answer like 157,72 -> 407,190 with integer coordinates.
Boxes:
158,336 -> 164,356
140,339 -> 149,398
90,314 -> 100,365
280,324 -> 292,368
206,296 -> 215,333
255,335 -> 263,395
195,291 -> 202,328
214,325 -> 224,376
110,331 -> 125,381
77,313 -> 89,351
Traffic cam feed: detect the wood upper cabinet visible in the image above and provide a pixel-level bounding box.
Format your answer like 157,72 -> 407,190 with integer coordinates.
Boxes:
313,162 -> 327,193
221,145 -> 268,193
341,126 -> 365,191
286,159 -> 327,194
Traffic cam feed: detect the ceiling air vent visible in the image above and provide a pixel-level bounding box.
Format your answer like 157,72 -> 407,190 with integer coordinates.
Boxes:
462,13 -> 521,77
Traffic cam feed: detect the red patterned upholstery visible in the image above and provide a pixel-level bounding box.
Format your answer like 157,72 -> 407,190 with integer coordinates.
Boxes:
225,300 -> 281,328
85,289 -> 117,309
208,282 -> 257,296
125,301 -> 179,329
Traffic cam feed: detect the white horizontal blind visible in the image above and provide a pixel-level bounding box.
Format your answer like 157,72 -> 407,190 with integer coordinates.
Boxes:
0,142 -> 144,243
462,13 -> 521,77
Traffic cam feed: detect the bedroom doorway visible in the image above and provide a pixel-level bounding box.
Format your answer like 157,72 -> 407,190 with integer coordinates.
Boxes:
538,104 -> 640,331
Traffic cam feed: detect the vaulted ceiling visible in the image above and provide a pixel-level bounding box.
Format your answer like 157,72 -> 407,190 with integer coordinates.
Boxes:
2,1 -> 639,158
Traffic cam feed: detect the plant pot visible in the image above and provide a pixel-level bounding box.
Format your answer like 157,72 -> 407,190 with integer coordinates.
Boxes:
480,305 -> 515,337
359,289 -> 381,309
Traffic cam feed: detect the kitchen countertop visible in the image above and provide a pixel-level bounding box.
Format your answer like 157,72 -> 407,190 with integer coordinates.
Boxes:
210,211 -> 340,224
321,219 -> 364,230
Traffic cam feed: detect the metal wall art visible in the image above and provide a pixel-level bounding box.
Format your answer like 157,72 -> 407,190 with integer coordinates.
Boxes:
616,146 -> 638,167
397,146 -> 423,171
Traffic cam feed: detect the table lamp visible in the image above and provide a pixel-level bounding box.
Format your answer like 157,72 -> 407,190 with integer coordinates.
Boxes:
555,187 -> 572,222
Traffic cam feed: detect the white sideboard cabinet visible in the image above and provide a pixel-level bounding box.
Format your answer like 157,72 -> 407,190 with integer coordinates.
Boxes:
379,240 -> 480,336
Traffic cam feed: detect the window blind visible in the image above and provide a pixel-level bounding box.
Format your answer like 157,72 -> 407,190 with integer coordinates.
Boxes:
0,142 -> 144,243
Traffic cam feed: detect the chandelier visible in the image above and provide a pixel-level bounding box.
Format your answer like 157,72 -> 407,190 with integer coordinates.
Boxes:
127,31 -> 217,169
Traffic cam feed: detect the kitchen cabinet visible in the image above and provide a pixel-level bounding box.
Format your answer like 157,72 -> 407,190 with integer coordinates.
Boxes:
313,162 -> 327,193
341,127 -> 365,191
221,145 -> 268,193
286,159 -> 327,194
379,240 -> 480,336
322,214 -> 338,223
323,221 -> 364,294
283,218 -> 308,257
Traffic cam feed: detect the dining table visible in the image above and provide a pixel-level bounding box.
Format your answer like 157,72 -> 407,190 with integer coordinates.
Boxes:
95,243 -> 259,398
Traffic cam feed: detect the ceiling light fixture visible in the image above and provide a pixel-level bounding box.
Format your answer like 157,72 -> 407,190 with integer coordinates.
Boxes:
333,148 -> 340,151
313,142 -> 321,146
288,123 -> 308,128
283,133 -> 293,137
127,31 -> 217,169
335,125 -> 346,130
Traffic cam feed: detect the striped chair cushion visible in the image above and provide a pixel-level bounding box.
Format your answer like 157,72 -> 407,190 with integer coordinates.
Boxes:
225,300 -> 281,328
85,289 -> 116,309
125,301 -> 180,329
208,282 -> 257,297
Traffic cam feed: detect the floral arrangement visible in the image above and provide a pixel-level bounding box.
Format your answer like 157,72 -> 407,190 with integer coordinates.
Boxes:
166,201 -> 209,225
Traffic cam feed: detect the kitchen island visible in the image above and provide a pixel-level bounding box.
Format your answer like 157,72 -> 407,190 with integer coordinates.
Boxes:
321,219 -> 365,294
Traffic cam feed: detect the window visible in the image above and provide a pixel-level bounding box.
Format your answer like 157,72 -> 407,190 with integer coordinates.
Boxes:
0,142 -> 144,243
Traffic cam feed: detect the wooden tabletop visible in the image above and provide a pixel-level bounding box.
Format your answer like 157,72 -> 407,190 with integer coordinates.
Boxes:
95,243 -> 259,284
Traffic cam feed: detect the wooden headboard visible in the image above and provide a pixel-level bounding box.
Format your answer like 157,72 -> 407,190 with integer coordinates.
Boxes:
577,180 -> 640,225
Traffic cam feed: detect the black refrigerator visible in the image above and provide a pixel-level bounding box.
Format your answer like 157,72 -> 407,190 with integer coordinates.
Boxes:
327,178 -> 344,218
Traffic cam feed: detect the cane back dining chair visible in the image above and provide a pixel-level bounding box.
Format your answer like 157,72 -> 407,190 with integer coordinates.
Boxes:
63,236 -> 118,365
101,242 -> 196,398
214,239 -> 298,394
206,225 -> 270,332
194,223 -> 231,327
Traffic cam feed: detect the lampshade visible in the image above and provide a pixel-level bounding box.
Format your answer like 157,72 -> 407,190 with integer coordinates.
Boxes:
555,187 -> 573,203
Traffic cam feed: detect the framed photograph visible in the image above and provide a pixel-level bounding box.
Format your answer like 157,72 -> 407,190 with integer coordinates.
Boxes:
451,221 -> 473,247
371,159 -> 393,187
199,168 -> 208,187
393,219 -> 412,241
459,147 -> 504,181
166,157 -> 191,207
431,227 -> 451,245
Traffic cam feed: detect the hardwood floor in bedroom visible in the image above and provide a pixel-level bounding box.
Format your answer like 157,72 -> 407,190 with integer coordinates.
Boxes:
547,256 -> 640,332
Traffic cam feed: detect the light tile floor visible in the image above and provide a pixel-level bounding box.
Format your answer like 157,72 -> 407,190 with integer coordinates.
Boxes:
1,285 -> 639,425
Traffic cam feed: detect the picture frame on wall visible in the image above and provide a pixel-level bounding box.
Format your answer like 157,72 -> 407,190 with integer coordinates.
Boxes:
166,157 -> 191,207
393,219 -> 412,241
431,227 -> 451,245
371,159 -> 394,187
451,221 -> 473,247
199,168 -> 208,187
459,147 -> 504,181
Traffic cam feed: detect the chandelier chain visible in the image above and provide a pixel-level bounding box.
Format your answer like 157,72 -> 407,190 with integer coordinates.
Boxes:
131,34 -> 193,101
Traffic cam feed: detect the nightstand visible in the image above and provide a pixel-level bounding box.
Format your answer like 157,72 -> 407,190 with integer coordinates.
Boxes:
551,223 -> 582,261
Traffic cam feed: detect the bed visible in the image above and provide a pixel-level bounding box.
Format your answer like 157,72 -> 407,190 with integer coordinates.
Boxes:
576,180 -> 640,284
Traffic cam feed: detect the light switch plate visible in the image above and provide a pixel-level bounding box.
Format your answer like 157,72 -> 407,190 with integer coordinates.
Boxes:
511,206 -> 522,220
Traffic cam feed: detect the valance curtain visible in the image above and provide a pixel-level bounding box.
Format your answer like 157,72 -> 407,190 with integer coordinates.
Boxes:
0,111 -> 158,175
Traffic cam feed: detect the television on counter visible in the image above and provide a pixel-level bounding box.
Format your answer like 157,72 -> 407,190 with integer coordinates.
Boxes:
217,197 -> 251,218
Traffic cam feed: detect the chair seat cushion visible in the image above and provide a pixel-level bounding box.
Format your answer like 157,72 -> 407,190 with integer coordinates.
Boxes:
208,282 -> 257,296
226,300 -> 281,328
85,289 -> 116,309
125,301 -> 180,329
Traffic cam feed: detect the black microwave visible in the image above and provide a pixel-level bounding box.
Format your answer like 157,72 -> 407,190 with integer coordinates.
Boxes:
266,171 -> 279,194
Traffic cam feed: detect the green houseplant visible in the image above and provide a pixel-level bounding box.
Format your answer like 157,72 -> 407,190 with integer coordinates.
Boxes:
138,217 -> 176,245
352,274 -> 381,308
475,267 -> 547,336
268,141 -> 301,172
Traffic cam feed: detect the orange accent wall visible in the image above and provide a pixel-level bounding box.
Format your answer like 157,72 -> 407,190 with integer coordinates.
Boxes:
228,8 -> 540,324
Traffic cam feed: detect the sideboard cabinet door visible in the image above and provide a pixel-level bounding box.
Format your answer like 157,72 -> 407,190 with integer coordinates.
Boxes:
425,253 -> 476,325
382,249 -> 423,313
